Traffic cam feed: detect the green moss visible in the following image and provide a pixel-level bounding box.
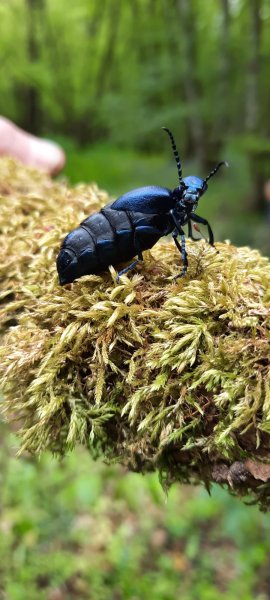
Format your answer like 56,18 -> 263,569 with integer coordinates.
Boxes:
1,158 -> 270,508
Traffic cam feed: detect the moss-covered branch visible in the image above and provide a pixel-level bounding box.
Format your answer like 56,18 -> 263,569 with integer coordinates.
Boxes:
1,158 -> 270,509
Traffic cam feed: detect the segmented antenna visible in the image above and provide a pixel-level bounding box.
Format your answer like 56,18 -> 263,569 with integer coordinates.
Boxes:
162,127 -> 183,184
204,161 -> 229,184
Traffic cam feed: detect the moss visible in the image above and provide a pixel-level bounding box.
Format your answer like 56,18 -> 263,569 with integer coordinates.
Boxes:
1,158 -> 270,508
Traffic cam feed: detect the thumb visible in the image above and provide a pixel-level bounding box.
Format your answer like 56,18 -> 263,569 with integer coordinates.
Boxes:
0,117 -> 66,176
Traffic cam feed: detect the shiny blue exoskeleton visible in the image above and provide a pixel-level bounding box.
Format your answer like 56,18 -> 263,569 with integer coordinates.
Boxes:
57,128 -> 228,285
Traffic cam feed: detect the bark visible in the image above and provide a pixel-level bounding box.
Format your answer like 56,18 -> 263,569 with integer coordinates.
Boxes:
245,0 -> 262,133
23,0 -> 45,134
176,0 -> 206,167
94,0 -> 121,103
217,0 -> 231,135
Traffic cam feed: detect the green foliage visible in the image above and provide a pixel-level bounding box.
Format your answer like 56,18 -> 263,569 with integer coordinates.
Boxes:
1,423 -> 270,600
1,0 -> 270,156
1,159 -> 270,510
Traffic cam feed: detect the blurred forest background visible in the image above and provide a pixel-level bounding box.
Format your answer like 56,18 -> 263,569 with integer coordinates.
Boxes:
1,1 -> 270,599
1,0 -> 270,250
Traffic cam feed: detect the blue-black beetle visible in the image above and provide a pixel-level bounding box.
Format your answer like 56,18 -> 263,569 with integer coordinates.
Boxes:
57,128 -> 228,285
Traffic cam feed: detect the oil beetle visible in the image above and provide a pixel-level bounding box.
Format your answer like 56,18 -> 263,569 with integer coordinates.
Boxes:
57,128 -> 228,285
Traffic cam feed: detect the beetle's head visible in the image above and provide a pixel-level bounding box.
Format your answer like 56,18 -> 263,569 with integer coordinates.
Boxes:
181,176 -> 207,210
162,127 -> 228,210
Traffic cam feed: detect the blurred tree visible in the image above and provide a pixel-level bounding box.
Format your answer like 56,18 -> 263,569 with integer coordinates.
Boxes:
217,0 -> 231,135
245,0 -> 262,133
0,0 -> 269,205
23,0 -> 45,134
176,0 -> 206,166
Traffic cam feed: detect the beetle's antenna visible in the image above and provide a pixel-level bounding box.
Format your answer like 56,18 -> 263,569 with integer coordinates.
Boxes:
204,161 -> 229,184
162,127 -> 183,184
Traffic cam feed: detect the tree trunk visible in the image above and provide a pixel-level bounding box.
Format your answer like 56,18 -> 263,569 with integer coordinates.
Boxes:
217,0 -> 231,135
245,0 -> 262,133
94,1 -> 121,103
176,0 -> 206,167
23,0 -> 45,134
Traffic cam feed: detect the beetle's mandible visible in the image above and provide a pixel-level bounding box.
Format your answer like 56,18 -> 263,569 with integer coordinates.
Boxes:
57,128 -> 228,285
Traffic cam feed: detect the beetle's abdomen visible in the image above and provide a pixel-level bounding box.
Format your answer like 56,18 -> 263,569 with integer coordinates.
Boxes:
103,205 -> 171,255
57,204 -> 172,285
84,208 -> 135,266
57,209 -> 134,285
57,223 -> 98,285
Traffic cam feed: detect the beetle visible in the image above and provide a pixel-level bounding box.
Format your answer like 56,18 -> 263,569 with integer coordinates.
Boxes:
57,128 -> 228,285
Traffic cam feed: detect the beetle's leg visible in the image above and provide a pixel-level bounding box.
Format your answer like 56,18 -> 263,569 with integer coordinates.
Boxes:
188,219 -> 201,241
116,259 -> 140,282
190,213 -> 215,246
172,229 -> 182,253
172,234 -> 188,278
173,231 -> 188,278
116,230 -> 143,282
134,231 -> 144,262
170,210 -> 188,278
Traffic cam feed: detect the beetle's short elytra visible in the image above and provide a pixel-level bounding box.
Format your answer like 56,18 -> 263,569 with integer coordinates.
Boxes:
57,128 -> 228,285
